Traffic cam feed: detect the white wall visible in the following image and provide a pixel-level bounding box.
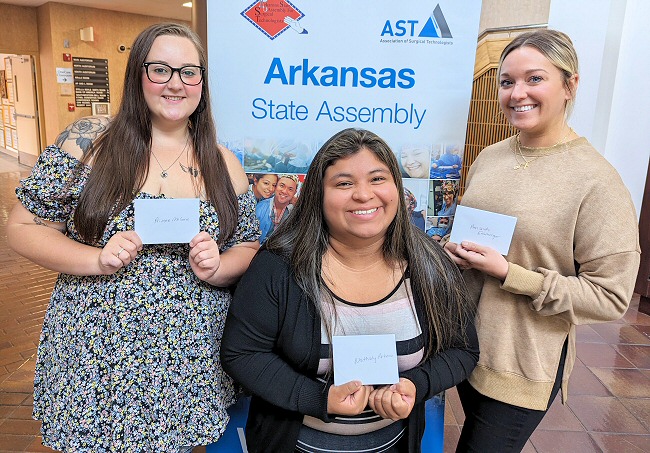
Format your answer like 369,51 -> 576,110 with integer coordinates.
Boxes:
479,0 -> 549,32
549,0 -> 650,217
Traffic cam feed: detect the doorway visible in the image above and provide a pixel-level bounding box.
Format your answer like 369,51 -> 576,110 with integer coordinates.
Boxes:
1,54 -> 41,167
635,159 -> 650,315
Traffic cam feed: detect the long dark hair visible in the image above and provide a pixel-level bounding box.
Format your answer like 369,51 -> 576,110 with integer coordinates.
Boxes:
74,22 -> 238,244
266,128 -> 473,356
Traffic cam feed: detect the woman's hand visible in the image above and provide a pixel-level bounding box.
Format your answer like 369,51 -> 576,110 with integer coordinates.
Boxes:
189,231 -> 221,281
98,231 -> 142,274
327,380 -> 373,416
368,378 -> 416,420
444,241 -> 471,269
445,241 -> 508,281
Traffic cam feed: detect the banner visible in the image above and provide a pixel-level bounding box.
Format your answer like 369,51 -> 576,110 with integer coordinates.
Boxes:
208,0 -> 481,243
206,1 -> 480,446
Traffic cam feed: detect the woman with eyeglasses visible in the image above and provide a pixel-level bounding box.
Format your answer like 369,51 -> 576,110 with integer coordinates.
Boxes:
7,23 -> 260,451
444,29 -> 639,451
437,181 -> 458,217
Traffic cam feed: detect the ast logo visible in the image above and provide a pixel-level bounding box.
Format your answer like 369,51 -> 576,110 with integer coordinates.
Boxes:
381,4 -> 453,39
242,0 -> 307,40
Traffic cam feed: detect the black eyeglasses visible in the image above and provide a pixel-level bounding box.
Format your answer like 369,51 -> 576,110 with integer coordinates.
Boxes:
142,62 -> 205,86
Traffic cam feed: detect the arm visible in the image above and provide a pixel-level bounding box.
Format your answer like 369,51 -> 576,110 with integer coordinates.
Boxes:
221,252 -> 333,419
189,233 -> 259,287
502,251 -> 639,325
54,115 -> 111,159
191,143 -> 260,285
222,252 -> 370,418
7,203 -> 141,275
446,239 -> 639,326
6,116 -> 143,276
446,177 -> 639,325
501,171 -> 639,325
213,240 -> 259,286
190,188 -> 260,286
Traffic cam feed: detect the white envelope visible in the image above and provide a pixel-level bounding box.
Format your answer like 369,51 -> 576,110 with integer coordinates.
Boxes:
134,198 -> 200,244
449,205 -> 517,255
332,334 -> 399,386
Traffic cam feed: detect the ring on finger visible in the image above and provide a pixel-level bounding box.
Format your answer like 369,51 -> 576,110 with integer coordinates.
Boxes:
116,247 -> 125,259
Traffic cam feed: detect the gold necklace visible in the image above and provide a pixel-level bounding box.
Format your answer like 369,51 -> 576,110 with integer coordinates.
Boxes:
512,141 -> 538,170
512,127 -> 572,170
151,134 -> 190,178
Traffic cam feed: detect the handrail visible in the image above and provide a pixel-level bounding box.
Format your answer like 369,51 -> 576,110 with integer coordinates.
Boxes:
477,23 -> 548,42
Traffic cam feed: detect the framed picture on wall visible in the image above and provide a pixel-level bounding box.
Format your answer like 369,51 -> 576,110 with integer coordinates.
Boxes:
91,102 -> 110,116
0,70 -> 6,99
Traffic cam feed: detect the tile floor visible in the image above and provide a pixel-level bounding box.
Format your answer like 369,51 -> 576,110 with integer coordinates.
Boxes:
0,151 -> 649,452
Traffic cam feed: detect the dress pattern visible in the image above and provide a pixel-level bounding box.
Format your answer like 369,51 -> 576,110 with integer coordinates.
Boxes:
16,146 -> 260,452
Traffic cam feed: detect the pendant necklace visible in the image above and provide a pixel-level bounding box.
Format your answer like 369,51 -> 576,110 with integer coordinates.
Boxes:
512,127 -> 572,170
151,134 -> 190,178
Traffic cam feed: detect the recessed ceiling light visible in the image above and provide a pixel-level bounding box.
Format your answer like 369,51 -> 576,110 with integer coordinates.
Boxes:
182,2 -> 192,7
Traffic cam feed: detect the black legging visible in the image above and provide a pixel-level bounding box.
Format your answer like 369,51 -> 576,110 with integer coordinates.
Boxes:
455,340 -> 568,453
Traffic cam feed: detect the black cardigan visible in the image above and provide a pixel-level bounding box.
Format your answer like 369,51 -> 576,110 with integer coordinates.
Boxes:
221,250 -> 479,452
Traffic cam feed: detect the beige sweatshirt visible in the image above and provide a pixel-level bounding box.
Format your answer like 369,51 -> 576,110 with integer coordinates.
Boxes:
460,136 -> 640,410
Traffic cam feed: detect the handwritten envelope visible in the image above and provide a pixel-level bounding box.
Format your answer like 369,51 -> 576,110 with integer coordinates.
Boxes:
332,334 -> 399,386
134,198 -> 200,244
449,205 -> 517,255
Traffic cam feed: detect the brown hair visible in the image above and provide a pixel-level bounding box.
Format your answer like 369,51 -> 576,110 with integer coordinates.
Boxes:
266,128 -> 474,357
74,23 -> 238,244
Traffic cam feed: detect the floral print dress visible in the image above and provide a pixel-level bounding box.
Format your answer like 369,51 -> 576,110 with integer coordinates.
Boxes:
16,146 -> 260,452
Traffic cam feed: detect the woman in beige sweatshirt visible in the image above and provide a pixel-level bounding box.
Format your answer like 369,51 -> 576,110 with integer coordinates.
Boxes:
445,29 -> 640,452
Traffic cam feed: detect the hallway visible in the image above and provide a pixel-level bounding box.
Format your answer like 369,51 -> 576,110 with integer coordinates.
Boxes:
0,152 -> 648,452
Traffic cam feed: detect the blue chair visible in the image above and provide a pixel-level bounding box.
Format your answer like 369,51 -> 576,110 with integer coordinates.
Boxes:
206,396 -> 251,452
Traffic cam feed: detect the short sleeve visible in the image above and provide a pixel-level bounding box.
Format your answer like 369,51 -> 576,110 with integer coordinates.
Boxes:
15,146 -> 89,223
223,190 -> 261,248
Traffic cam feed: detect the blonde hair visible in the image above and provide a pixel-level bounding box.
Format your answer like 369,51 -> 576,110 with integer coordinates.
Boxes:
498,29 -> 579,116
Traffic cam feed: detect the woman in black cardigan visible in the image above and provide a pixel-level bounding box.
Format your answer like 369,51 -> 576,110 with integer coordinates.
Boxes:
222,128 -> 479,452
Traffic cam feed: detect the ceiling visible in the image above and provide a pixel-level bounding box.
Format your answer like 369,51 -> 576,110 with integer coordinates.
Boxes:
2,0 -> 192,21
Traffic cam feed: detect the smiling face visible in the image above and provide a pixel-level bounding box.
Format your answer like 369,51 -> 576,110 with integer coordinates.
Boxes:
274,177 -> 297,207
142,35 -> 203,128
498,46 -> 575,144
253,174 -> 278,199
443,188 -> 454,206
400,147 -> 429,178
323,148 -> 399,246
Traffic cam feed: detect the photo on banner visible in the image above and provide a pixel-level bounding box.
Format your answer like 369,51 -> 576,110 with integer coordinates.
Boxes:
428,179 -> 459,217
247,172 -> 305,244
426,216 -> 453,242
206,1 -> 482,450
399,144 -> 432,179
404,178 -> 429,232
430,143 -> 463,179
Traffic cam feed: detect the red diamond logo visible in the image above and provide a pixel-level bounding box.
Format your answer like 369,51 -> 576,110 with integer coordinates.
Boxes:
242,0 -> 305,40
